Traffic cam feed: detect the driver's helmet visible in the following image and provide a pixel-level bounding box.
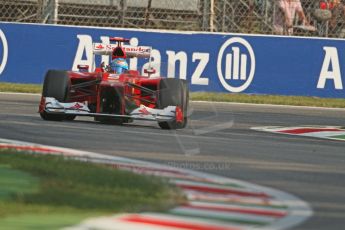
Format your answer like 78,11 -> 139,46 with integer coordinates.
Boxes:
110,58 -> 129,74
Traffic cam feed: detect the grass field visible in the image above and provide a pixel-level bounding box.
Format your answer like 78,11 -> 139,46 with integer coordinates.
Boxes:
1,82 -> 345,108
191,92 -> 345,108
0,151 -> 183,229
0,83 -> 42,94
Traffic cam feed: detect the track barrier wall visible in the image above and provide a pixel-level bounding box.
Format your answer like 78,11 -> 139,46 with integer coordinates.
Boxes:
1,22 -> 345,98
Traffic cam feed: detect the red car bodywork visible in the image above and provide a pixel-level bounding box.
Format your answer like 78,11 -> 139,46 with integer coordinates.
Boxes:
39,37 -> 187,128
39,70 -> 172,116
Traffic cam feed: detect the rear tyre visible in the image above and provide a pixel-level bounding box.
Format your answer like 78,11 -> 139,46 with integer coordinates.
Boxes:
40,70 -> 71,121
157,78 -> 189,130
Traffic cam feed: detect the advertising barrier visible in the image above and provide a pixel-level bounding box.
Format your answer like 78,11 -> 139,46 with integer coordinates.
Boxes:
0,22 -> 345,98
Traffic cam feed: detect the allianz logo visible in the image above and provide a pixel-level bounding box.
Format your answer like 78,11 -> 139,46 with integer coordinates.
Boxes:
73,35 -> 256,93
0,29 -> 9,76
225,47 -> 248,81
217,37 -> 255,93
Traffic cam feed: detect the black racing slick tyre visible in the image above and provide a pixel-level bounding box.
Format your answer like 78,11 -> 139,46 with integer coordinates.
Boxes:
40,70 -> 74,121
157,78 -> 189,130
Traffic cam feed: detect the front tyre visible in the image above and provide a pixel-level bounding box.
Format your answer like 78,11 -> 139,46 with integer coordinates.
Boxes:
157,78 -> 189,130
40,70 -> 71,121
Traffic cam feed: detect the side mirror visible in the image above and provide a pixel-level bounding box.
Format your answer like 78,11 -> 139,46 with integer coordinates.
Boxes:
77,65 -> 89,71
144,68 -> 156,75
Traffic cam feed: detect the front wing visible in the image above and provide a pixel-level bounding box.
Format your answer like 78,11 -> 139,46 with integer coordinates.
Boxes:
42,97 -> 176,122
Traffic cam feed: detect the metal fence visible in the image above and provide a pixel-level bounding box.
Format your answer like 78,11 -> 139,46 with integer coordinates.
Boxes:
0,0 -> 344,38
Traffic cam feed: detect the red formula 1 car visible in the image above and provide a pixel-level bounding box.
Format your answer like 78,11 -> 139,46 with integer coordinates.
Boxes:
39,37 -> 189,129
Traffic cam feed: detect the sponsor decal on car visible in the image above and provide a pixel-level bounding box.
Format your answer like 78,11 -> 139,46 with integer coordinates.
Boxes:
70,102 -> 85,110
95,44 -> 104,49
138,107 -> 151,115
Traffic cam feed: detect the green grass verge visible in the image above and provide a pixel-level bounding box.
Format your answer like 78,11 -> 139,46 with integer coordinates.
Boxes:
0,165 -> 39,200
331,135 -> 345,140
191,92 -> 345,108
0,151 -> 183,229
1,82 -> 345,108
0,83 -> 42,94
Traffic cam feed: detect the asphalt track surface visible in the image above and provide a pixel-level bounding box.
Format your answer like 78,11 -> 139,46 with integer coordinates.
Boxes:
0,93 -> 345,230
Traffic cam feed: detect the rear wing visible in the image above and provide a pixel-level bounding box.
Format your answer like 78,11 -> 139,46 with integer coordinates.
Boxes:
93,43 -> 151,58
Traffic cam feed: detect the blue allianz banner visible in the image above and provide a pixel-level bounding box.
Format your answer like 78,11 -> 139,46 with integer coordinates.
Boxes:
0,22 -> 345,98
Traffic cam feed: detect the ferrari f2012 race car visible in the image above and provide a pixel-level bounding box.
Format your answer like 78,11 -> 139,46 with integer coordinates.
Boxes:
39,37 -> 189,129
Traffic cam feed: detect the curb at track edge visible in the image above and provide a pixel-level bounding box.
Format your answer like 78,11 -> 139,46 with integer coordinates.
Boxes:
0,138 -> 312,230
